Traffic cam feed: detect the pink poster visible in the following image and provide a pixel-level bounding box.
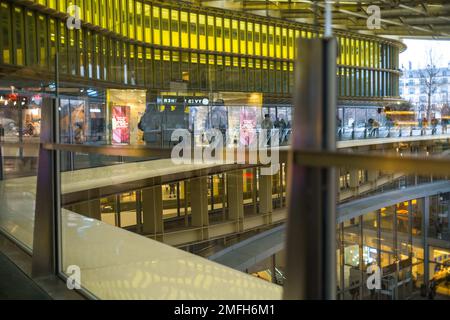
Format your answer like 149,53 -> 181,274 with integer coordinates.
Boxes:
112,106 -> 130,145
240,108 -> 257,146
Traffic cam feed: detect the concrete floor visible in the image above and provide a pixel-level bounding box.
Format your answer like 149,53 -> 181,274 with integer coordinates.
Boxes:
0,252 -> 50,300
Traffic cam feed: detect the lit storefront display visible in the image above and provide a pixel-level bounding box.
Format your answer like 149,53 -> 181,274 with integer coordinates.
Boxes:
111,106 -> 131,145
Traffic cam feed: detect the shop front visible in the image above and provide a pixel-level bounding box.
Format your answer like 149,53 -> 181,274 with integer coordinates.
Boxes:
144,91 -> 292,148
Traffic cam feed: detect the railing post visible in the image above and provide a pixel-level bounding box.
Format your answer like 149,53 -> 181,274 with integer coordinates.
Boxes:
284,37 -> 337,300
422,196 -> 430,296
32,96 -> 60,278
0,144 -> 3,181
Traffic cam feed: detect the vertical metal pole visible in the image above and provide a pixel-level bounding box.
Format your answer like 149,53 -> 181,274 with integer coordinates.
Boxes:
222,174 -> 226,220
32,53 -> 61,277
136,190 -> 142,233
252,168 -> 257,215
423,197 -> 430,295
284,37 -> 337,300
271,254 -> 277,284
210,176 -> 214,211
359,216 -> 364,300
339,223 -> 345,300
377,209 -> 382,300
115,194 -> 122,228
176,182 -> 181,217
393,205 -> 399,299
184,181 -> 189,226
278,169 -> 282,208
0,145 -> 3,181
408,200 -> 413,294
32,98 -> 60,277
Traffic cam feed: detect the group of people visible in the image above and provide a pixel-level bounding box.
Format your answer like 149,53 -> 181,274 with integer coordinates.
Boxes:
419,117 -> 448,135
261,114 -> 291,144
337,115 -> 450,139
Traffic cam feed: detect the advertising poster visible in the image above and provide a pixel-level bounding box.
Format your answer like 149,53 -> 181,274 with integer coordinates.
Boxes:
239,107 -> 257,146
112,105 -> 130,145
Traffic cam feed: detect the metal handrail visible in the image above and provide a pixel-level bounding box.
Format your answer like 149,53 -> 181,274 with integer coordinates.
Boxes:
293,150 -> 450,176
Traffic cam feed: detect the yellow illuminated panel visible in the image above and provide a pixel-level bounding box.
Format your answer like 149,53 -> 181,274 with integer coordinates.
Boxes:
114,0 -> 120,34
224,18 -> 231,53
161,8 -> 169,46
268,25 -> 274,57
215,17 -> 223,52
121,0 -> 127,37
128,0 -> 135,40
200,53 -> 206,64
100,0 -> 106,29
247,22 -> 253,56
261,24 -> 268,57
171,10 -> 179,48
199,14 -> 206,50
48,0 -> 56,10
275,26 -> 281,58
254,23 -> 260,56
144,4 -> 151,43
288,29 -> 294,60
94,0 -> 101,26
59,0 -> 66,13
85,0 -> 91,23
190,13 -> 197,49
207,16 -> 215,51
282,28 -> 287,59
180,11 -> 188,48
136,1 -> 143,41
240,21 -> 246,55
232,20 -> 239,54
163,50 -> 170,61
225,56 -> 231,67
107,0 -> 113,31
153,6 -> 160,45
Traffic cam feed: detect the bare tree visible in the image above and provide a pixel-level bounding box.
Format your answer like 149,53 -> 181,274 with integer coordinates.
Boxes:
419,49 -> 441,119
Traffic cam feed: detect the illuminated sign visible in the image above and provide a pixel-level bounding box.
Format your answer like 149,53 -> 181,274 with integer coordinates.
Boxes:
112,106 -> 130,145
161,96 -> 210,106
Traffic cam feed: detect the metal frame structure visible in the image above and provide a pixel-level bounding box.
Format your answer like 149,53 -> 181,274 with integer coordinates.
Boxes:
195,0 -> 450,39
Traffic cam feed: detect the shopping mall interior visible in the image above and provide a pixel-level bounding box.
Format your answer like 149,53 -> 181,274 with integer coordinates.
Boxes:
0,0 -> 450,301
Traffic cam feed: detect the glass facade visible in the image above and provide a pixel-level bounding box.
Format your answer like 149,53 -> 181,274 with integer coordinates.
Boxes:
0,0 -> 402,98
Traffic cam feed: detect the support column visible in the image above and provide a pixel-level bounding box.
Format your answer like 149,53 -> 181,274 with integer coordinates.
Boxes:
367,170 -> 379,183
190,177 -> 209,239
349,169 -> 359,189
284,37 -> 337,300
448,194 -> 450,235
136,190 -> 143,233
259,173 -> 273,224
252,168 -> 258,215
0,145 -> 3,181
142,186 -> 164,238
339,223 -> 345,300
423,196 -> 430,295
227,170 -> 244,232
72,199 -> 101,221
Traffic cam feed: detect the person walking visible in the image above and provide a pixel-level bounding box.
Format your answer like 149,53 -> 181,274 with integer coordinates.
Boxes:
0,124 -> 4,142
279,118 -> 287,143
431,117 -> 438,135
421,117 -> 428,136
261,114 -> 273,146
73,123 -> 84,144
442,118 -> 448,134
138,105 -> 161,146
